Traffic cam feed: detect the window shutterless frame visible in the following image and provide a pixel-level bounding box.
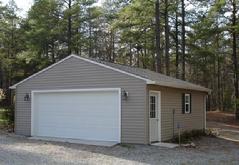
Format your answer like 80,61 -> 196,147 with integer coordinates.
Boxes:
184,93 -> 191,114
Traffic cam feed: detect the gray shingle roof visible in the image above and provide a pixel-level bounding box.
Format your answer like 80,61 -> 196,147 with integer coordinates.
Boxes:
94,58 -> 211,93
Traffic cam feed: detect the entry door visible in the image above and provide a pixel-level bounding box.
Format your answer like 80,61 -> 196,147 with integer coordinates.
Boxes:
149,92 -> 160,142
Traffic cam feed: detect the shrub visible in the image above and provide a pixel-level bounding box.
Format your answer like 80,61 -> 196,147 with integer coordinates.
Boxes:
172,129 -> 206,144
205,128 -> 219,137
120,143 -> 135,149
0,106 -> 14,129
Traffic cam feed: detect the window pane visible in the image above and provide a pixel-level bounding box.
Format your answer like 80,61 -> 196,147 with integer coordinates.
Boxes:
150,96 -> 153,103
150,96 -> 156,118
150,104 -> 156,118
185,104 -> 190,113
152,96 -> 155,104
185,95 -> 189,103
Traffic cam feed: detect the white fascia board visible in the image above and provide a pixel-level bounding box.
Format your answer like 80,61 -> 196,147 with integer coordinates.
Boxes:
146,80 -> 156,84
10,54 -> 154,89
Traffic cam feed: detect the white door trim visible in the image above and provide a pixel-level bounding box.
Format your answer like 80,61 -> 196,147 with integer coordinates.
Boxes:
31,88 -> 121,143
149,90 -> 161,142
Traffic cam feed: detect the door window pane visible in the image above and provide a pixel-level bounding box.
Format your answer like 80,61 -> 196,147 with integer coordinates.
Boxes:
150,96 -> 156,118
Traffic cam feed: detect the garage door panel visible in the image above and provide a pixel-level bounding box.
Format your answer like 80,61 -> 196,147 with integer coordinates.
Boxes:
37,119 -> 119,128
37,112 -> 118,126
37,126 -> 118,141
37,109 -> 118,118
32,90 -> 120,142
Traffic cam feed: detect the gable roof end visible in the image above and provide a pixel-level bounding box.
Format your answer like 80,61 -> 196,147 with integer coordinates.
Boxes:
10,54 -> 210,93
10,55 -> 74,89
9,54 -> 155,89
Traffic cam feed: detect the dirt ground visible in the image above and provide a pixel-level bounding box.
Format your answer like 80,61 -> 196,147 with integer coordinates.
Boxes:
0,132 -> 239,165
207,111 -> 239,130
207,111 -> 239,141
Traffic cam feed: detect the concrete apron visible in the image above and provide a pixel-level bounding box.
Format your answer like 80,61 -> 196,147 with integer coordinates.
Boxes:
29,136 -> 118,147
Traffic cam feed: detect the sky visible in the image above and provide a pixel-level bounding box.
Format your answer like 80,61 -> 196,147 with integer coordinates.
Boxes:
2,0 -> 34,17
1,0 -> 104,17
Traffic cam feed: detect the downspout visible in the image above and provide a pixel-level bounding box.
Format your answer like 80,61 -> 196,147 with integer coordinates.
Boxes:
172,109 -> 175,138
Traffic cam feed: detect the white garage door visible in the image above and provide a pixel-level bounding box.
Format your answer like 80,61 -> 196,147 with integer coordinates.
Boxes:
31,89 -> 121,142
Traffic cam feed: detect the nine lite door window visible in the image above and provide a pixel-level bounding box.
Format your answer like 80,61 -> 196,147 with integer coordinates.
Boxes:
150,96 -> 156,118
184,94 -> 191,113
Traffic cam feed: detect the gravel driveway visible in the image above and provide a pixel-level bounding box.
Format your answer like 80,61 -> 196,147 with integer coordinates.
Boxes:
0,133 -> 239,165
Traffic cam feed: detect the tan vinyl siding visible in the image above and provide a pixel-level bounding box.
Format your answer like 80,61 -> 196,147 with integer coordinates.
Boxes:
15,56 -> 147,144
147,85 -> 206,141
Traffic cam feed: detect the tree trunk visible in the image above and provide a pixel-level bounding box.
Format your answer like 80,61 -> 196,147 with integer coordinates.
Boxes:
88,9 -> 93,58
165,0 -> 170,75
155,0 -> 162,73
0,63 -> 3,89
110,29 -> 115,62
129,43 -> 132,66
217,54 -> 221,110
51,41 -> 55,63
216,32 -> 222,111
175,0 -> 179,79
75,28 -> 79,55
232,0 -> 239,119
137,50 -> 140,67
112,32 -> 115,62
67,0 -> 72,55
181,0 -> 186,80
144,29 -> 147,58
213,55 -> 217,109
94,31 -> 98,58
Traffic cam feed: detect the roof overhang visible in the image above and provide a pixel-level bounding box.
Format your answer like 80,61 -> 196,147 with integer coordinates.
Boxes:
147,82 -> 211,94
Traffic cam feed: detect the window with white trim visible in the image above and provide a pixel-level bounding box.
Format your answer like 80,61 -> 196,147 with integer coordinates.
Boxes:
182,93 -> 192,113
184,93 -> 191,113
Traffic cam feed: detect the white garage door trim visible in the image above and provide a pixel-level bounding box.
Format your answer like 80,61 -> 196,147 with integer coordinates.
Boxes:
31,88 -> 121,143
